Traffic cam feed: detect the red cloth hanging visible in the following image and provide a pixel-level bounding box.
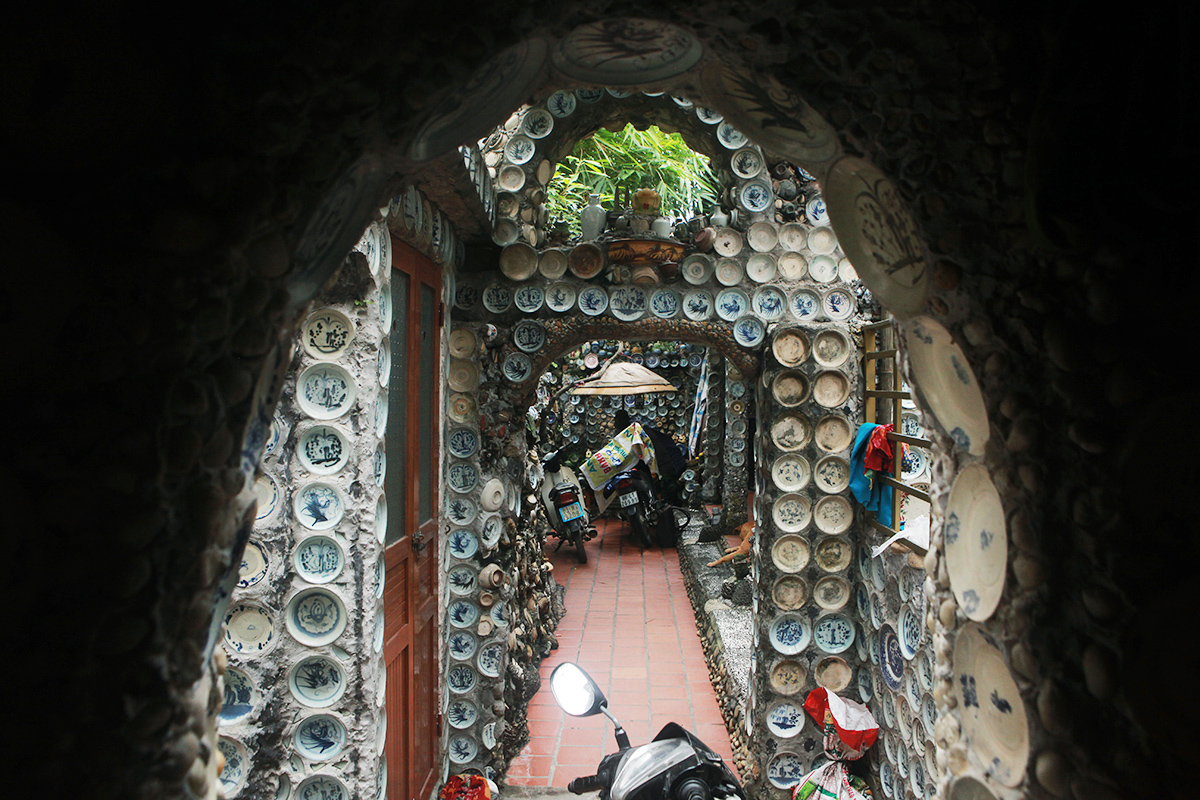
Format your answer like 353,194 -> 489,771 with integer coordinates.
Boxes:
864,423 -> 894,472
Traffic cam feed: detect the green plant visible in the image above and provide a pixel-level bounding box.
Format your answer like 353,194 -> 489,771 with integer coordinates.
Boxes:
546,124 -> 720,237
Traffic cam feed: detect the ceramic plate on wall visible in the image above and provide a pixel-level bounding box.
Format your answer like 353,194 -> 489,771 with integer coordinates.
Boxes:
497,164 -> 526,193
790,289 -> 820,320
681,253 -> 714,285
766,700 -> 805,738
446,496 -> 478,526
448,462 -> 480,494
752,286 -> 786,321
715,288 -> 750,321
879,624 -> 905,690
747,221 -> 778,252
944,463 -> 1007,621
477,642 -> 505,677
289,654 -> 347,708
554,19 -> 703,84
772,455 -> 811,493
770,534 -> 811,573
297,364 -> 356,420
295,483 -> 344,530
772,493 -> 812,533
771,414 -> 811,451
778,223 -> 806,252
610,286 -> 648,321
717,120 -> 750,150
772,575 -> 809,610
899,604 -> 925,659
814,575 -> 850,611
771,329 -> 808,366
286,587 -> 347,646
650,288 -> 680,318
733,316 -> 765,348
448,630 -> 477,661
480,514 -> 502,548
482,284 -> 513,313
298,425 -> 349,475
522,108 -> 554,138
777,251 -> 806,281
448,393 -> 477,425
293,535 -> 344,584
807,226 -> 837,254
814,536 -> 852,572
907,316 -> 990,454
448,328 -> 477,360
766,751 -> 806,790
448,360 -> 480,392
769,659 -> 807,696
715,257 -> 743,287
447,565 -> 477,597
815,655 -> 853,692
954,624 -> 1029,786
814,456 -> 850,494
219,668 -> 256,725
731,147 -> 764,179
771,371 -> 808,407
448,600 -> 480,630
808,254 -> 839,284
682,289 -> 714,321
447,528 -> 479,560
812,330 -> 851,368
569,242 -> 604,279
237,541 -> 268,589
503,352 -> 533,381
713,228 -> 744,257
813,415 -> 853,453
294,714 -> 346,761
545,282 -> 576,312
812,370 -> 850,408
547,90 -> 577,117
500,242 -> 538,280
813,613 -> 855,654
447,427 -> 479,459
857,665 -> 874,703
534,251 -> 567,282
447,698 -> 479,730
513,320 -> 546,352
302,309 -> 354,360
822,288 -> 855,321
577,285 -> 608,316
224,603 -> 275,655
814,495 -> 853,534
768,613 -> 812,655
739,180 -> 772,213
217,737 -> 248,796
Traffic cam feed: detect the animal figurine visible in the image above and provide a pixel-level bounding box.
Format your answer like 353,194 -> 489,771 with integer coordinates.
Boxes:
707,520 -> 754,567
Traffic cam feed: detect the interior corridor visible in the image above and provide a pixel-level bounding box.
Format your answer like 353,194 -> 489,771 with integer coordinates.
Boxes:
507,517 -> 736,787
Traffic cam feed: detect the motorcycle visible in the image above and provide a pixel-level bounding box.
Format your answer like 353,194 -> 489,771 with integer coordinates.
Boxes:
602,466 -> 661,549
539,447 -> 596,563
549,661 -> 746,800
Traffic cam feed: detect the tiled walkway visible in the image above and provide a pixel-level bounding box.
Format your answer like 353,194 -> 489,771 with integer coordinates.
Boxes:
507,517 -> 736,787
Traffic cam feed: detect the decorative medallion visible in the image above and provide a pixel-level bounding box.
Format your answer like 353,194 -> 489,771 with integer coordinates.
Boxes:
553,19 -> 703,84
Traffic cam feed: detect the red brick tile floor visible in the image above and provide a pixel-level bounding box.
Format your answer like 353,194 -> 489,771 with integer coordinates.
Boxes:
507,515 -> 737,787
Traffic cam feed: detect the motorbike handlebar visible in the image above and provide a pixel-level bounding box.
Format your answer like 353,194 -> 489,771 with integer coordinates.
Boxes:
568,774 -> 606,794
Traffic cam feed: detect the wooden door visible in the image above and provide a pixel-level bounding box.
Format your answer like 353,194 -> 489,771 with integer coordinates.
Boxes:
384,239 -> 442,800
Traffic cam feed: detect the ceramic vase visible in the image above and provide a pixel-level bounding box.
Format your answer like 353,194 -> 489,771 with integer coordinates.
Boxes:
581,194 -> 606,241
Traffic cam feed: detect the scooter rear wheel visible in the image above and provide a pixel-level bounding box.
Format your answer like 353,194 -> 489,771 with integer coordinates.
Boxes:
630,512 -> 653,549
571,527 -> 588,564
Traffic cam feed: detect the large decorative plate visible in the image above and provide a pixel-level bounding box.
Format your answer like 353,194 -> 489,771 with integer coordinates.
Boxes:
295,483 -> 344,530
553,19 -> 703,84
715,257 -> 743,287
812,370 -> 850,408
814,415 -> 853,453
769,659 -> 807,696
682,289 -> 714,321
577,285 -> 608,316
298,425 -> 349,475
448,600 -> 480,630
610,286 -> 648,321
731,147 -> 764,179
447,528 -> 479,560
294,714 -> 346,761
813,495 -> 853,534
768,613 -> 812,655
772,455 -> 811,493
500,243 -> 538,281
771,370 -> 808,407
822,288 -> 855,321
545,281 -> 576,312
219,668 -> 256,724
297,364 -> 356,420
446,496 -> 478,526
237,541 -> 268,589
650,288 -> 680,318
447,698 -> 479,730
447,427 -> 479,459
772,575 -> 809,610
879,624 -> 905,690
448,630 -> 478,661
448,462 -> 480,494
767,751 -> 806,790
808,254 -> 839,284
790,288 -> 820,320
814,456 -> 850,493
477,642 -> 505,677
448,359 -> 481,393
771,534 -> 811,573
814,536 -> 852,572
681,253 -> 714,285
293,535 -> 344,584
286,587 -> 347,646
953,625 -> 1029,786
747,253 -> 778,284
569,242 -> 604,279
713,227 -> 744,257
766,700 -> 805,738
224,603 -> 275,654
771,329 -> 808,366
771,414 -> 811,452
302,309 -> 354,360
733,316 -> 765,348
715,288 -> 749,321
513,320 -> 546,353
522,108 -> 554,138
812,330 -> 851,368
907,316 -> 990,454
739,180 -> 773,213
944,463 -> 1007,621
772,493 -> 812,533
448,735 -> 479,765
814,575 -> 850,611
814,613 -> 855,654
482,284 -> 513,313
547,90 -> 577,117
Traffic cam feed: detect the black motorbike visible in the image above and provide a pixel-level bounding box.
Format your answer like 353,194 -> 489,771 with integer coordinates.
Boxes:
550,662 -> 746,800
603,465 -> 684,550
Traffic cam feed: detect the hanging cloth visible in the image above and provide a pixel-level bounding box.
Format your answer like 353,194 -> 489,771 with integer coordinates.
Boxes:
849,423 -> 895,528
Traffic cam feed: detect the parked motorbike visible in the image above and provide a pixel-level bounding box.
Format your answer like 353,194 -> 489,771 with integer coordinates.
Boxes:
539,447 -> 596,563
550,662 -> 746,800
602,466 -> 659,549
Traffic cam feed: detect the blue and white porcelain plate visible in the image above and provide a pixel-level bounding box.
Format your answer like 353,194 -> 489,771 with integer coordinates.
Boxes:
448,630 -> 477,661
286,587 -> 347,646
806,195 -> 830,225
448,462 -> 479,494
814,613 -> 855,654
482,284 -> 513,313
298,425 -> 349,475
447,565 -> 477,596
477,642 -> 505,677
880,762 -> 895,799
918,650 -> 934,692
682,289 -> 714,321
772,493 -> 812,533
577,285 -> 608,316
733,316 -> 765,348
490,600 -> 507,627
753,286 -> 786,321
447,698 -> 479,729
871,594 -> 884,629
609,286 -> 647,321
514,284 -> 545,313
771,454 -> 810,493
650,288 -> 680,318
858,668 -> 874,703
223,603 -> 275,655
522,108 -> 553,138
576,87 -> 604,103
768,613 -> 812,655
505,134 -> 536,164
448,600 -> 480,630
448,527 -> 480,561
513,320 -> 546,352
455,283 -> 479,311
447,427 -> 479,459
296,775 -> 348,800
446,496 -> 478,526
879,624 -> 905,690
503,352 -> 533,382
297,363 -> 356,420
766,751 -> 805,789
545,282 -> 576,312
814,495 -> 853,534
695,106 -> 723,124
814,456 -> 850,494
822,288 -> 855,320
900,604 -> 924,660
715,287 -> 749,321
480,514 -> 502,548
901,445 -> 929,481
237,541 -> 268,589
219,668 -> 256,724
717,120 -> 749,149
294,714 -> 346,761
293,535 -> 344,584
790,289 -> 820,321
547,90 -> 577,117
730,147 -> 764,178
448,734 -> 479,765
766,701 -> 804,738
217,738 -> 247,795
289,655 -> 346,708
295,483 -> 344,530
447,663 -> 478,694
739,180 -> 773,213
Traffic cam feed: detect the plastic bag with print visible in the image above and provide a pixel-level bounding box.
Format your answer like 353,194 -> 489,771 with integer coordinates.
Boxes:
793,688 -> 880,800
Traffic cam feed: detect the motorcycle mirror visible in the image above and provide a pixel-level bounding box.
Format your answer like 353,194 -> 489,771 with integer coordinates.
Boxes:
549,662 -> 607,717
